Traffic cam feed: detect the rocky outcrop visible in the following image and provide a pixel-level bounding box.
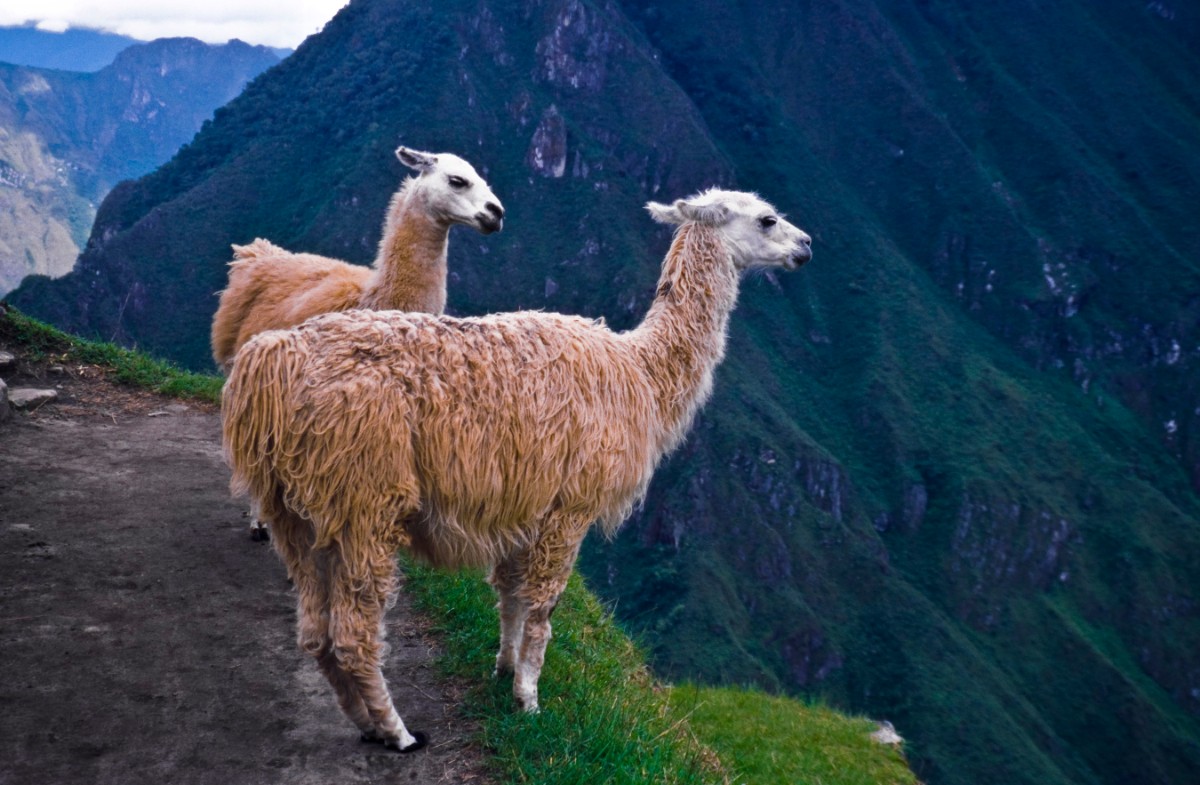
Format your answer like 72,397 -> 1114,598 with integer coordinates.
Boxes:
527,105 -> 567,177
7,387 -> 57,410
949,493 -> 1076,628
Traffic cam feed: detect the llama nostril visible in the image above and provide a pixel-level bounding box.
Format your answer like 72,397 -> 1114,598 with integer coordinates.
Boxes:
487,202 -> 505,219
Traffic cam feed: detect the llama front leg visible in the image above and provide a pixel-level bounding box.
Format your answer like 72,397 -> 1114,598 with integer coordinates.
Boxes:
488,553 -> 530,678
512,513 -> 588,712
328,544 -> 427,752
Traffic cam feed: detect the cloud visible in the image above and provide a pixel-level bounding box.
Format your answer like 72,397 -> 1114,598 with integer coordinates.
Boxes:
35,20 -> 70,33
0,1 -> 349,48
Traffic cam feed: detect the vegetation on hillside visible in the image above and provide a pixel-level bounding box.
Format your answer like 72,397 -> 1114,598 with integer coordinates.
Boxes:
0,305 -> 221,402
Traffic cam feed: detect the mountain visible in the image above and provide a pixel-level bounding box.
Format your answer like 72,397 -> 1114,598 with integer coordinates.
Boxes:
0,38 -> 281,294
0,24 -> 142,72
9,1 -> 1200,784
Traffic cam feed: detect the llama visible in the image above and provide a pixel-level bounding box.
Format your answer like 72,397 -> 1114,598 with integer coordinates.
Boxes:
211,146 -> 504,540
210,145 -> 504,372
221,189 -> 811,751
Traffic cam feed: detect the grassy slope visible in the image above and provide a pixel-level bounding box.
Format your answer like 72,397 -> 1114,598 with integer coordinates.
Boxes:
403,561 -> 918,785
0,304 -> 919,785
0,305 -> 221,402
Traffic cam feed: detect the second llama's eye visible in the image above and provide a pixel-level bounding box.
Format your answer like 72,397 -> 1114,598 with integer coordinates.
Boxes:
759,216 -> 778,229
447,175 -> 469,189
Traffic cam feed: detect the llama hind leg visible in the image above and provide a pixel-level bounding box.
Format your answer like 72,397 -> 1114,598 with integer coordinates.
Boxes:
512,512 -> 590,713
248,498 -> 270,542
488,553 -> 530,678
269,508 -> 374,735
328,544 -> 426,752
309,549 -> 377,738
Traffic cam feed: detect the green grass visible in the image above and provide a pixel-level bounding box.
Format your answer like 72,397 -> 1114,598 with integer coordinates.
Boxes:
670,685 -> 918,785
0,306 -> 223,403
402,561 -> 724,785
402,558 -> 918,785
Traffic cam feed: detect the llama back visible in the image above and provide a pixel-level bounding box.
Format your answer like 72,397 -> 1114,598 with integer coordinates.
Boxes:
211,248 -> 372,370
241,309 -> 665,562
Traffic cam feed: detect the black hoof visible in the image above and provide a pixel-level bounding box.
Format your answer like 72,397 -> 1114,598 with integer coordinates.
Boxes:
386,731 -> 429,754
250,527 -> 270,542
360,731 -> 385,745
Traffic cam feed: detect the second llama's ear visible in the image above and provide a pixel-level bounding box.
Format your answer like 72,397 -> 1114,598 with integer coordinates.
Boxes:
676,198 -> 731,226
646,201 -> 684,225
396,146 -> 437,172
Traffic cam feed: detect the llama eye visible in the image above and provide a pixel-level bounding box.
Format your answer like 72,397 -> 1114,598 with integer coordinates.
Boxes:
759,216 -> 777,229
447,175 -> 469,189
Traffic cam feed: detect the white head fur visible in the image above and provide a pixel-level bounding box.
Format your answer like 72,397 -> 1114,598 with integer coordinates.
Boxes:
646,188 -> 812,270
396,146 -> 506,235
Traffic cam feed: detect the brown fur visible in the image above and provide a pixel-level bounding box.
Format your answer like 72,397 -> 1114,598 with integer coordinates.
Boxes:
222,221 -> 770,740
210,182 -> 455,372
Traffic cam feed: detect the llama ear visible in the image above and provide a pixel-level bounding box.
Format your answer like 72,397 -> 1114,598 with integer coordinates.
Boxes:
676,198 -> 731,226
395,146 -> 437,172
645,201 -> 684,225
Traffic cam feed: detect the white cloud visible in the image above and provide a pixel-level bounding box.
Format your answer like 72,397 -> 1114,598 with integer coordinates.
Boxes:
35,19 -> 70,33
0,1 -> 349,48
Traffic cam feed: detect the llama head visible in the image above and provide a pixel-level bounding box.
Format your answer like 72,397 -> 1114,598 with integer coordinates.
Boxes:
396,147 -> 506,234
646,189 -> 812,270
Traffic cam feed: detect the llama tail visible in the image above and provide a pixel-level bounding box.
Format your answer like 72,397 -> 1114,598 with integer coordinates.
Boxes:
211,240 -> 288,371
221,329 -> 304,523
230,238 -> 287,266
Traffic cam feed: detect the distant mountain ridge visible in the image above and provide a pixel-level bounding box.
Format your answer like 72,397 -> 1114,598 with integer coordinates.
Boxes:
9,2 -> 1200,784
0,24 -> 142,72
0,37 -> 281,294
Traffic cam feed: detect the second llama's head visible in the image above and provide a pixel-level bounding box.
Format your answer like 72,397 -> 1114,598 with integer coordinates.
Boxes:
646,189 -> 812,271
396,146 -> 506,235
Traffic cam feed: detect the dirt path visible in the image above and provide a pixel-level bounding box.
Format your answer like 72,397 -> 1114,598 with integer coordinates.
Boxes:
0,365 -> 488,784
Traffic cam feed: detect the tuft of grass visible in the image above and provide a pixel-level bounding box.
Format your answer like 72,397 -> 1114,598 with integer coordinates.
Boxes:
668,685 -> 919,785
0,305 -> 223,403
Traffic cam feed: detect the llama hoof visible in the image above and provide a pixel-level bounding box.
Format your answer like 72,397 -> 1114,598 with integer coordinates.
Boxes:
515,695 -> 540,713
385,731 -> 429,754
493,663 -> 513,679
250,526 -> 270,542
359,730 -> 385,745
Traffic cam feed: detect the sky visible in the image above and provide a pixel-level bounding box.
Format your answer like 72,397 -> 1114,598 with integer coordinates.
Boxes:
0,1 -> 350,49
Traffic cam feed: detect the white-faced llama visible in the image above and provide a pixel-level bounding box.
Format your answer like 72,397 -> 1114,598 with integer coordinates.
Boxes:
211,146 -> 504,540
221,188 -> 812,751
211,146 -> 504,372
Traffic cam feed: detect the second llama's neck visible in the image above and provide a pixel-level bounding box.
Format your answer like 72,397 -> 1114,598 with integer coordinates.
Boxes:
360,186 -> 450,314
630,223 -> 741,450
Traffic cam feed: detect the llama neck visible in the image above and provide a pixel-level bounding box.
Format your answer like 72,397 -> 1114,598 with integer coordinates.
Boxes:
360,187 -> 450,313
630,223 -> 740,444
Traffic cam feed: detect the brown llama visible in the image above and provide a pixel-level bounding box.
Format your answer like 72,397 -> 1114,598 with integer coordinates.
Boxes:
221,189 -> 812,751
